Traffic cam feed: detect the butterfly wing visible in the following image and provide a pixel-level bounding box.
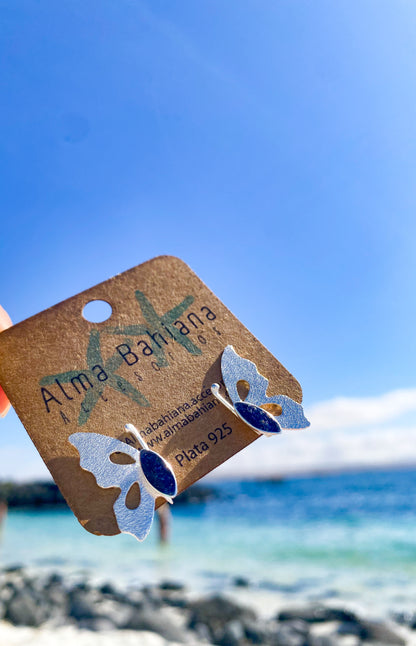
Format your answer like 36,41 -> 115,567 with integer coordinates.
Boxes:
69,432 -> 156,541
221,345 -> 269,406
220,346 -> 310,430
263,395 -> 310,429
112,479 -> 155,542
69,432 -> 139,489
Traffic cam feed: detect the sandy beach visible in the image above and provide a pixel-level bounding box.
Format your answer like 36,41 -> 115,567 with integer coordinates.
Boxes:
1,618 -> 412,646
0,623 -> 179,646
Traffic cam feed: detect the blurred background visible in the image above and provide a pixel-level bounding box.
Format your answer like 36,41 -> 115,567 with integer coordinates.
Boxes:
1,0 -> 416,637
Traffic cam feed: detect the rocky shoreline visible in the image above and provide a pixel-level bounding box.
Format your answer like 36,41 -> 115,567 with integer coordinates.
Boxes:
0,566 -> 414,645
0,481 -> 217,508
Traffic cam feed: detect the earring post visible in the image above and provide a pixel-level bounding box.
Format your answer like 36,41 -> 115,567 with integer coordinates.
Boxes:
124,423 -> 148,450
211,383 -> 239,417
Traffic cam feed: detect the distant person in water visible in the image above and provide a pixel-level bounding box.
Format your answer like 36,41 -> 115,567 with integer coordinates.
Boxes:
0,499 -> 7,536
157,503 -> 171,544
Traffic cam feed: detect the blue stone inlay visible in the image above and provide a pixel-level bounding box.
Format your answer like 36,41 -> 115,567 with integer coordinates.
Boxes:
235,401 -> 281,435
140,450 -> 177,497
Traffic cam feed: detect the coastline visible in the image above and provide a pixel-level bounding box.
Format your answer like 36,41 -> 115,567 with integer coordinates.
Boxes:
2,470 -> 416,643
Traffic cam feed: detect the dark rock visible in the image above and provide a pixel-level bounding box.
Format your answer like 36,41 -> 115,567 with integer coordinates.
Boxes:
391,611 -> 412,627
193,621 -> 213,642
69,588 -> 133,629
96,583 -> 132,607
124,606 -> 187,642
188,594 -> 257,638
284,619 -> 310,637
218,620 -> 245,646
44,572 -> 64,587
69,588 -> 101,620
158,580 -> 185,591
97,599 -> 133,629
43,583 -> 69,621
337,622 -> 363,637
270,621 -> 310,646
125,588 -> 146,608
3,565 -> 24,574
243,617 -> 271,644
160,591 -> 188,609
407,613 -> 416,630
99,582 -> 117,596
3,572 -> 26,595
142,585 -> 164,607
278,605 -> 357,624
233,576 -> 250,588
155,582 -> 188,609
71,581 -> 91,593
0,581 -> 18,605
357,619 -> 405,645
5,590 -> 49,626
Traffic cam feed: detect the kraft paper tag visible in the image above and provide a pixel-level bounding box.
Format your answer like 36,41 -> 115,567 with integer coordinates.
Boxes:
0,256 -> 303,536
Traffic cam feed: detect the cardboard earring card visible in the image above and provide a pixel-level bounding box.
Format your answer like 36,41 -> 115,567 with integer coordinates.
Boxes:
0,256 -> 304,537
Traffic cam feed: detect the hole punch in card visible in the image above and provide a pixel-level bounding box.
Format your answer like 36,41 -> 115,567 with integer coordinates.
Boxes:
0,256 -> 309,540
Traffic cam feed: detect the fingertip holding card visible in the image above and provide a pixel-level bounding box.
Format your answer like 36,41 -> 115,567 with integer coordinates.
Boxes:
0,387 -> 10,418
0,305 -> 12,417
0,256 -> 309,541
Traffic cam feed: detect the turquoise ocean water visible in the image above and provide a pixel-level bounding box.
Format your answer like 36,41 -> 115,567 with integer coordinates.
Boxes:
1,468 -> 416,616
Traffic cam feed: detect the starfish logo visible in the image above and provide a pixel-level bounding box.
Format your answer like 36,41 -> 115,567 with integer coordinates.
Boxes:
39,291 -> 200,425
103,290 -> 202,367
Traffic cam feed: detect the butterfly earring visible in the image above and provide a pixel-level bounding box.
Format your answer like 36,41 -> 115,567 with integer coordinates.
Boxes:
211,345 -> 310,436
69,424 -> 177,541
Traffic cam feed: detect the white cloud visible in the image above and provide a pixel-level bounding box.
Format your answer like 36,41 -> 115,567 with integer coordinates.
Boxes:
307,388 -> 416,430
211,387 -> 416,479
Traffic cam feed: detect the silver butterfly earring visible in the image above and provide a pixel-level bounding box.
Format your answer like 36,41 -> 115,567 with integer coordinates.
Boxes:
211,345 -> 310,436
69,424 -> 177,541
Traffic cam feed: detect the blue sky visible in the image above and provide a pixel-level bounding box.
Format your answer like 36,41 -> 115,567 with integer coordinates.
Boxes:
1,0 -> 416,479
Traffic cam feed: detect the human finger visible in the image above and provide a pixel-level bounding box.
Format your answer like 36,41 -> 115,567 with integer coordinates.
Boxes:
0,305 -> 13,417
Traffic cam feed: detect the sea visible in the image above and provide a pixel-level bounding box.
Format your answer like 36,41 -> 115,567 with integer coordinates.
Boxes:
2,467 -> 416,619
